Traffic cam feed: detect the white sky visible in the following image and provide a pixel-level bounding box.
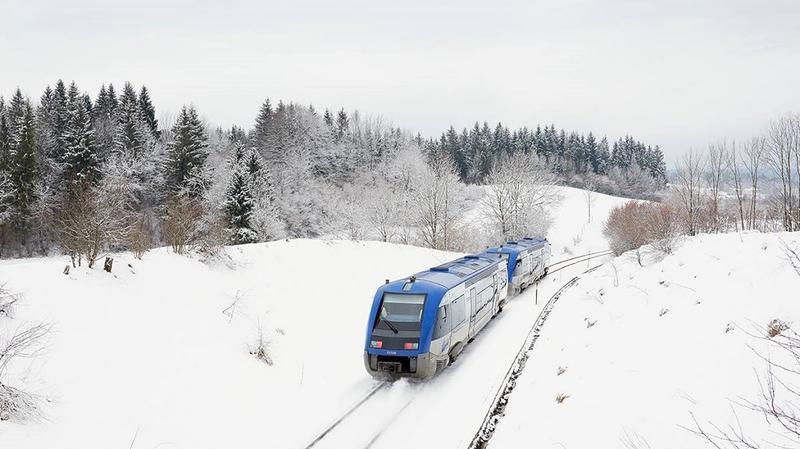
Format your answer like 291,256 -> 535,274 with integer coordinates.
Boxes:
1,0 -> 799,163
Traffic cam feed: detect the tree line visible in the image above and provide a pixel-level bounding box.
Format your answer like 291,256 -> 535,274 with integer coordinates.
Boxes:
0,80 -> 423,262
424,123 -> 667,198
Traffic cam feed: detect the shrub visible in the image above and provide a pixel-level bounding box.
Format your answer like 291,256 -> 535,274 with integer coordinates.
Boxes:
604,200 -> 679,264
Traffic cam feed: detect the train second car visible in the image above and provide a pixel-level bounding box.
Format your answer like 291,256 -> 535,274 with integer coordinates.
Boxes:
481,237 -> 551,296
364,255 -> 508,379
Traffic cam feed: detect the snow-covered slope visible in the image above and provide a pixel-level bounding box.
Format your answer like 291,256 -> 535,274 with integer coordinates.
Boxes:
0,186 -> 633,449
462,184 -> 631,256
491,231 -> 800,448
0,241 -> 460,448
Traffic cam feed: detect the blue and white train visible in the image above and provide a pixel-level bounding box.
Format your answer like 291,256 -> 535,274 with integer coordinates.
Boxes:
364,237 -> 550,379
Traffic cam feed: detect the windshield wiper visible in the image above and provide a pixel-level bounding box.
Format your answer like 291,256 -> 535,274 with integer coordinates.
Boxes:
382,318 -> 400,334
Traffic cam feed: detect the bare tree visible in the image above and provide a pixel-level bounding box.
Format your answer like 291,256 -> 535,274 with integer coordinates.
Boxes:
584,183 -> 597,224
674,149 -> 707,236
482,152 -> 558,241
742,137 -> 765,230
727,142 -> 746,231
706,142 -> 727,233
161,195 -> 203,254
766,114 -> 800,232
56,184 -> 131,268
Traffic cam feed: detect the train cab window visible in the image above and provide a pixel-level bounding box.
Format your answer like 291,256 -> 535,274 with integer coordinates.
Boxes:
376,293 -> 426,331
432,304 -> 451,339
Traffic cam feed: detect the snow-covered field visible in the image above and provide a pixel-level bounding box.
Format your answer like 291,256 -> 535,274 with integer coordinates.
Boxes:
492,231 -> 800,448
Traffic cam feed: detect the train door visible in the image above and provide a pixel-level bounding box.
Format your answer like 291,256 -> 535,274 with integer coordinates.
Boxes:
449,295 -> 469,353
468,287 -> 477,338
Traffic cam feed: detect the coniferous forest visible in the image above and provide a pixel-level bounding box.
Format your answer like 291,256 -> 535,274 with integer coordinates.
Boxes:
0,81 -> 665,260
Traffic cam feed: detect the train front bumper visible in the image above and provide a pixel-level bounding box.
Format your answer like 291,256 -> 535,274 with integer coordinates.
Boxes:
363,351 -> 441,379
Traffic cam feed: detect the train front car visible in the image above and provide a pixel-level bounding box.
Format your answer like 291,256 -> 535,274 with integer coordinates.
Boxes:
364,255 -> 507,380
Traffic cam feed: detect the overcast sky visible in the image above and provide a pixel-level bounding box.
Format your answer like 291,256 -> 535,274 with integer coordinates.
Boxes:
1,0 -> 799,163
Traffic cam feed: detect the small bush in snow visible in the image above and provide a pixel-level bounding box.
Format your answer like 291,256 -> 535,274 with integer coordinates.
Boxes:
556,366 -> 567,376
0,284 -> 19,318
249,326 -> 273,366
555,393 -> 570,404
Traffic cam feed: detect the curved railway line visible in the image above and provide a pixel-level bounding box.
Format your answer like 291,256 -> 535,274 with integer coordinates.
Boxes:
299,250 -> 611,449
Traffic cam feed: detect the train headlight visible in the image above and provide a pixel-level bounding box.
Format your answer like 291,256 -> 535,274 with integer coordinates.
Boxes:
370,340 -> 383,349
404,342 -> 418,350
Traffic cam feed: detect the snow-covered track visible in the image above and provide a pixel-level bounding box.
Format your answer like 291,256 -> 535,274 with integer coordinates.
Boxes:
302,382 -> 389,449
468,263 -> 605,449
546,250 -> 613,273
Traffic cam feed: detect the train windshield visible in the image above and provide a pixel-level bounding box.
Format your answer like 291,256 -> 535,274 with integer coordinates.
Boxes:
376,293 -> 425,331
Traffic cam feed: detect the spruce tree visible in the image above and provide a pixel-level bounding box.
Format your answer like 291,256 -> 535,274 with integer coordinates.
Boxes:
222,165 -> 257,244
114,82 -> 148,159
251,99 -> 273,154
335,109 -> 349,142
165,105 -> 208,197
138,85 -> 159,138
62,86 -> 98,186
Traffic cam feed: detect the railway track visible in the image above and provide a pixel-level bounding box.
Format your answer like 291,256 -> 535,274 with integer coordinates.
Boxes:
468,263 -> 606,449
300,250 -> 611,449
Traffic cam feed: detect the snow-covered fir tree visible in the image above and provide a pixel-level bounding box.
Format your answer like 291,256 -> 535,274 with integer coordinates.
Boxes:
222,165 -> 258,244
165,105 -> 208,197
114,83 -> 149,159
62,83 -> 99,186
138,86 -> 159,138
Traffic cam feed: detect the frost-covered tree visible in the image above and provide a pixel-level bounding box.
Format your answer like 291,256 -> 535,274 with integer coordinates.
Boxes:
483,152 -> 558,241
414,153 -> 464,250
164,105 -> 208,197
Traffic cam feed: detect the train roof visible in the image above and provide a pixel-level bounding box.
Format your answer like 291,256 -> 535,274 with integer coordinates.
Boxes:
379,254 -> 503,294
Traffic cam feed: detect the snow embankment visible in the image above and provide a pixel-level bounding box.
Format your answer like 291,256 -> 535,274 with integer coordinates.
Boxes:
491,231 -> 800,448
0,240 -> 458,449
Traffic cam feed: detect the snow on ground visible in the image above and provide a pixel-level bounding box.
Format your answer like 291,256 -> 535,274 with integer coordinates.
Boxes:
0,186 -> 632,449
491,231 -> 800,448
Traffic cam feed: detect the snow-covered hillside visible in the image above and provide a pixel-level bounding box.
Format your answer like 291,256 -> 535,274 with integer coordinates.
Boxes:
491,231 -> 800,448
0,186 -> 632,449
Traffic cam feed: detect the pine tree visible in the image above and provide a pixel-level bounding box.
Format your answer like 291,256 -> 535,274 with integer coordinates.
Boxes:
138,85 -> 159,138
165,105 -> 208,197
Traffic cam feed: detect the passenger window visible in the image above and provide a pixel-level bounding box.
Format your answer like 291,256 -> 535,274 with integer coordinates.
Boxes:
432,305 -> 451,339
451,296 -> 466,328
